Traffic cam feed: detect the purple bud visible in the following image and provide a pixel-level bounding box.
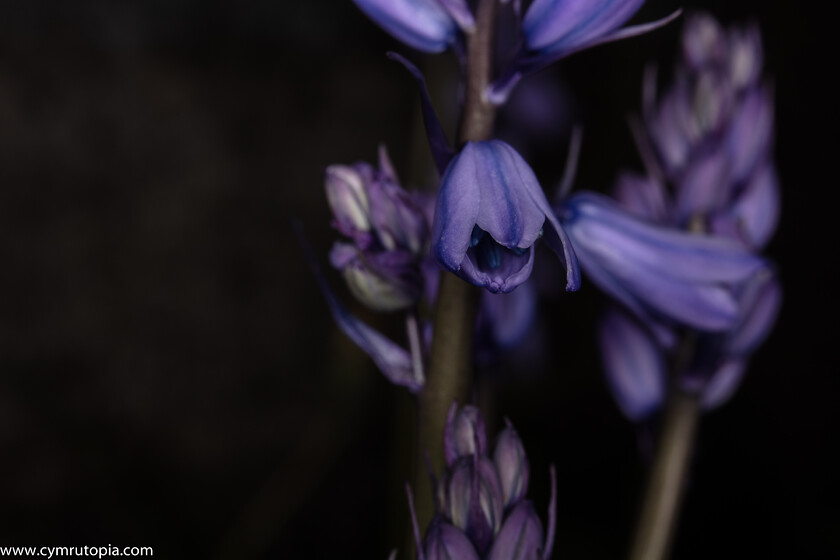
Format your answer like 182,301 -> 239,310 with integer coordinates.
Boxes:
725,85 -> 774,184
325,164 -> 373,244
599,306 -> 667,420
424,519 -> 481,560
725,268 -> 782,357
700,358 -> 746,410
352,0 -> 460,53
486,501 -> 545,560
330,243 -> 423,311
432,140 -> 579,293
493,420 -> 530,508
446,455 -> 505,555
612,172 -> 671,223
682,12 -> 727,69
728,23 -> 763,91
444,403 -> 488,466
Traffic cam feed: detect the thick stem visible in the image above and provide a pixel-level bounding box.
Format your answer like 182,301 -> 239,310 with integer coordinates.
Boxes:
411,0 -> 499,540
627,390 -> 700,560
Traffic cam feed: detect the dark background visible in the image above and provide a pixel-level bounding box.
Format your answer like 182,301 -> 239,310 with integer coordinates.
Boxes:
0,0 -> 835,558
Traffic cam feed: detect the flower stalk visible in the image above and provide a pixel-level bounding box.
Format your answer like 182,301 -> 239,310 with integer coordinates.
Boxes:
413,0 -> 499,537
628,388 -> 700,560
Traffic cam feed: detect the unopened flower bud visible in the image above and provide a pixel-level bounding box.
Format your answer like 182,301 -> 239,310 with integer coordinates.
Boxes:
446,456 -> 505,555
330,243 -> 422,312
443,403 -> 488,466
424,519 -> 480,560
493,420 -> 530,508
325,165 -> 373,242
486,501 -> 545,560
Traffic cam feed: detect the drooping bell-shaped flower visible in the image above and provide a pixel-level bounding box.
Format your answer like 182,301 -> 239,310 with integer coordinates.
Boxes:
488,1 -> 681,103
432,140 -> 580,293
558,191 -> 766,345
351,0 -> 473,54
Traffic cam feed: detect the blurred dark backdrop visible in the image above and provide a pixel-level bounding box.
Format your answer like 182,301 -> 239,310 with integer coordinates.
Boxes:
0,0 -> 836,558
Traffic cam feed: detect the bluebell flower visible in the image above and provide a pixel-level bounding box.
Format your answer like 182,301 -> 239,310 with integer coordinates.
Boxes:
488,0 -> 681,103
432,140 -> 580,293
559,191 -> 766,345
352,0 -> 473,53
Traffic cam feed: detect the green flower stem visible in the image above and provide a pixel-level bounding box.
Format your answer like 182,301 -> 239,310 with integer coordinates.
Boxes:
628,389 -> 700,560
411,0 -> 499,541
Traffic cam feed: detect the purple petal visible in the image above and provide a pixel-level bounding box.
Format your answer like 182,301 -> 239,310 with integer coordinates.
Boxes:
675,148 -> 732,221
726,268 -> 782,356
523,0 -> 646,55
424,520 -> 481,560
433,0 -> 475,32
471,142 -> 547,249
700,359 -> 746,410
731,163 -> 781,249
599,307 -> 666,420
447,456 -> 505,554
353,0 -> 458,53
726,86 -> 774,184
612,171 -> 671,223
444,403 -> 488,466
728,22 -> 764,91
681,12 -> 727,69
486,501 -> 544,560
432,147 -> 482,271
493,419 -> 530,508
459,243 -> 536,293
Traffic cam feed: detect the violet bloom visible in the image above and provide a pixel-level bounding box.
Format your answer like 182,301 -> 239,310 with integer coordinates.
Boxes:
408,403 -> 556,560
433,140 -> 579,293
351,0 -> 473,53
488,0 -> 681,103
559,191 -> 766,346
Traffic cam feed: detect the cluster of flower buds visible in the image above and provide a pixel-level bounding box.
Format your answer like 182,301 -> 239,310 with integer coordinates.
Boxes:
559,13 -> 782,420
409,403 -> 556,559
326,146 -> 429,312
